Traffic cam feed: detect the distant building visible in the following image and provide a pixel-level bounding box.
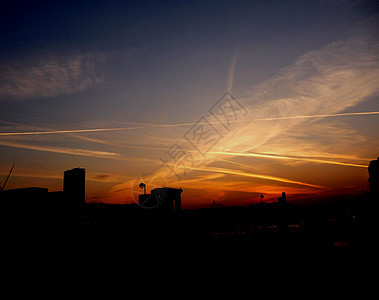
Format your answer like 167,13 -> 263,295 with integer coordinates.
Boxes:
278,192 -> 287,207
368,157 -> 379,198
64,167 -> 85,205
1,187 -> 48,202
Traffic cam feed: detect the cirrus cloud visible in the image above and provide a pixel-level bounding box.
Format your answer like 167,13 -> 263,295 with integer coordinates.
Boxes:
0,52 -> 107,100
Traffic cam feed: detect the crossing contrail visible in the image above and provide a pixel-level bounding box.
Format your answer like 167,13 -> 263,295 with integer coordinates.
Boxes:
0,126 -> 148,136
209,151 -> 368,168
254,111 -> 379,121
179,165 -> 325,189
0,111 -> 378,136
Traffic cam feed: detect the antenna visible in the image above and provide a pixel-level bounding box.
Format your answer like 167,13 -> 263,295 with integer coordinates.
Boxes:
1,164 -> 15,191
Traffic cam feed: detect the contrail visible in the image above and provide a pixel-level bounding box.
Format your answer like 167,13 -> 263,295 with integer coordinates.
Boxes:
71,138 -> 368,169
209,151 -> 368,168
0,126 -> 149,136
226,50 -> 239,93
119,111 -> 379,128
180,165 -> 325,189
0,140 -> 119,158
0,122 -> 210,136
0,172 -> 125,183
0,127 -> 369,169
73,133 -> 368,169
0,140 -> 159,164
255,111 -> 379,121
0,111 -> 378,136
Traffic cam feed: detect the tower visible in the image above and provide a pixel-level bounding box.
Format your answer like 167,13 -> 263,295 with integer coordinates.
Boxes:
64,167 -> 85,205
278,192 -> 287,207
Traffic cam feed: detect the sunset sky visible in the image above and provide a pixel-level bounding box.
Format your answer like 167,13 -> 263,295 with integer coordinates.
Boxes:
0,0 -> 378,208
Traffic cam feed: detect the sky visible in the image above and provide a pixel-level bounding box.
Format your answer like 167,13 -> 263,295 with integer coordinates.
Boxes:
0,0 -> 378,208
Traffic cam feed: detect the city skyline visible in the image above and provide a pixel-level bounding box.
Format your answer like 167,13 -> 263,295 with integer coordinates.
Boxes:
0,0 -> 378,208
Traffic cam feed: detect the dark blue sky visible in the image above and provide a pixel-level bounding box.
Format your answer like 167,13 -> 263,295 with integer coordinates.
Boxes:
1,0 -> 377,122
1,0 -> 376,54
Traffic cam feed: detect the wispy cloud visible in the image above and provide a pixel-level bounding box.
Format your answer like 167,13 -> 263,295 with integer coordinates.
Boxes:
207,28 -> 379,162
89,172 -> 131,183
0,52 -> 106,100
256,120 -> 378,166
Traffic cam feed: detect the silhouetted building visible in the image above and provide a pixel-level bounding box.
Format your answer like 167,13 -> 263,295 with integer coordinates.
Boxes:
368,157 -> 378,198
153,187 -> 182,212
1,187 -> 48,202
0,187 -> 49,228
138,187 -> 182,213
278,192 -> 287,207
64,167 -> 85,205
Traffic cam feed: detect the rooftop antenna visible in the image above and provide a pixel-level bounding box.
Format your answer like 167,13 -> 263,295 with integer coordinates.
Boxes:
1,164 -> 15,192
139,182 -> 146,195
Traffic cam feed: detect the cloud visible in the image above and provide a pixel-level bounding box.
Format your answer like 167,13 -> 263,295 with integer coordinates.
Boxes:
208,28 -> 379,162
0,52 -> 106,100
3,21 -> 378,203
118,23 -> 379,197
93,174 -> 113,181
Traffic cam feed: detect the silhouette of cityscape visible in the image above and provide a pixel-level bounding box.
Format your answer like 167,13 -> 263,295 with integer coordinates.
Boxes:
1,159 -> 378,251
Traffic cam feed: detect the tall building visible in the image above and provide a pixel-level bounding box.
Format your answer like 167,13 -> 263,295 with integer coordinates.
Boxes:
368,157 -> 378,198
278,192 -> 287,207
64,167 -> 85,205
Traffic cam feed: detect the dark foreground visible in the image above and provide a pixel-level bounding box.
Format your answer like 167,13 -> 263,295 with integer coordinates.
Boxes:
2,198 -> 376,258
